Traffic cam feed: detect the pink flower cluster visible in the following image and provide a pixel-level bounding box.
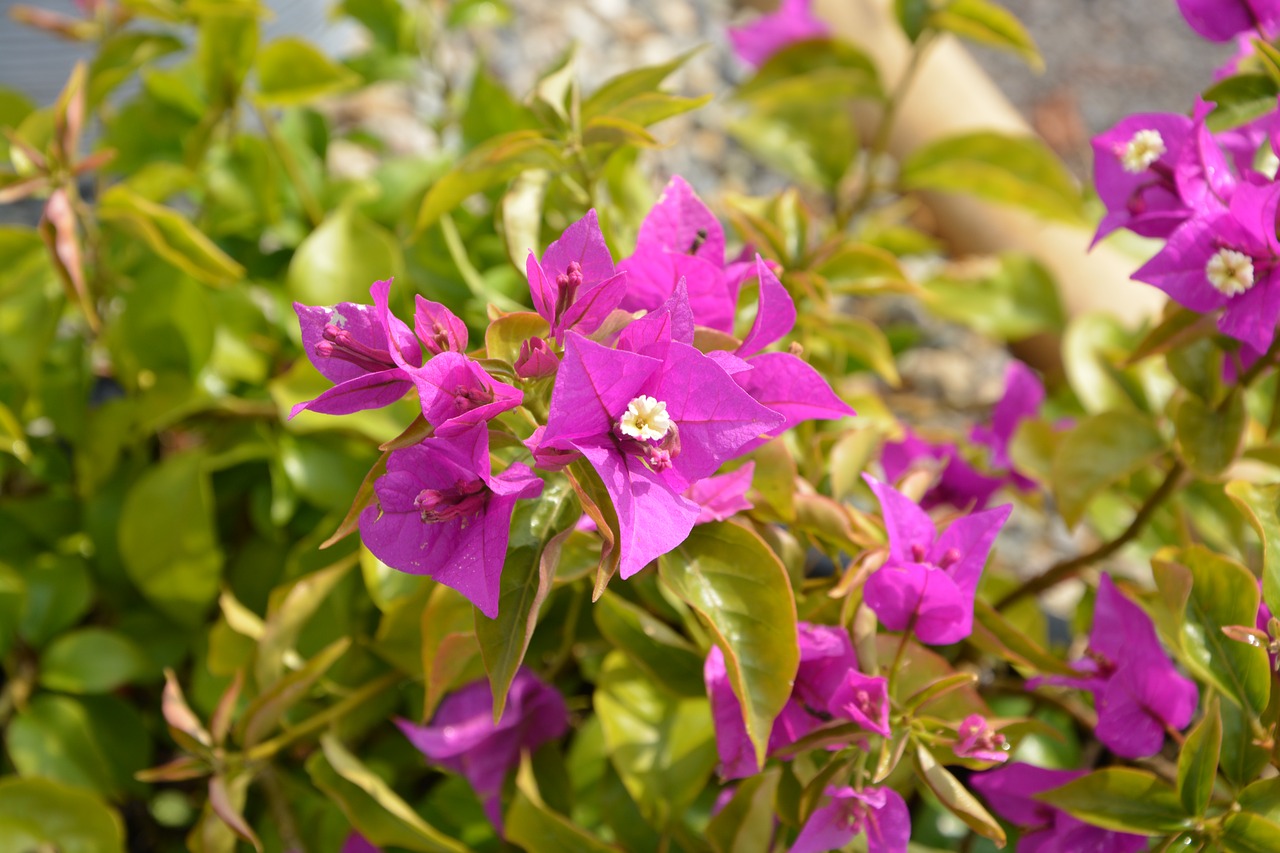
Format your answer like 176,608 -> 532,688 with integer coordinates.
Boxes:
1095,5 -> 1280,356
290,177 -> 852,617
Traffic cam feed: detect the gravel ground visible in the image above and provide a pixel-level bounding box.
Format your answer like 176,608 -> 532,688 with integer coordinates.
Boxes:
971,0 -> 1235,176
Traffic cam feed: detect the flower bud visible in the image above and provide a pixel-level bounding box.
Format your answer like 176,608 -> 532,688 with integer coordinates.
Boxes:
514,337 -> 559,381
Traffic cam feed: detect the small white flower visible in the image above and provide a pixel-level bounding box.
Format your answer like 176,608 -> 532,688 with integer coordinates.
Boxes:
619,395 -> 672,441
1205,248 -> 1255,297
1119,129 -> 1166,174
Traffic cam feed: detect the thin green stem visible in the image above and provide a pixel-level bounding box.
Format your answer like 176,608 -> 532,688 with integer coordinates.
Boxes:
440,214 -> 524,313
887,613 -> 918,686
245,672 -> 399,763
842,31 -> 936,225
255,102 -> 324,229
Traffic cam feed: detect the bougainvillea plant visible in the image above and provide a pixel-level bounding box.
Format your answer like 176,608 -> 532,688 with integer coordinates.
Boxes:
4,0 -> 1280,851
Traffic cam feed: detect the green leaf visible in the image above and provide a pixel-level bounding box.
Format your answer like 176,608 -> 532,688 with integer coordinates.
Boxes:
1050,410 -> 1165,528
501,169 -> 549,270
338,0 -> 411,51
738,39 -> 881,101
414,130 -> 561,232
98,186 -> 245,286
657,522 -> 799,770
901,132 -> 1085,224
877,636 -> 986,721
913,746 -> 1005,845
1166,336 -> 1223,402
421,585 -> 484,720
89,32 -> 185,105
195,1 -> 258,110
17,554 -> 92,648
923,253 -> 1065,340
895,0 -> 931,40
593,651 -> 718,830
1125,306 -> 1217,365
475,480 -> 573,720
1154,546 -> 1271,715
970,599 -> 1078,676
38,628 -> 151,694
0,86 -> 36,163
1225,481 -> 1280,620
0,777 -> 124,853
506,789 -> 620,853
1038,768 -> 1192,835
461,66 -> 539,149
595,92 -> 712,131
1177,696 -> 1221,816
1173,392 -> 1245,477
1220,696 -> 1272,788
241,637 -> 351,748
254,555 -> 355,686
582,47 -> 701,121
308,736 -> 468,853
1063,312 -> 1150,414
255,37 -> 360,105
594,592 -> 706,698
1238,777 -> 1280,822
530,45 -> 577,126
286,204 -> 403,305
484,312 -> 551,365
1222,813 -> 1280,853
929,0 -> 1043,70
0,563 -> 22,658
706,767 -> 781,853
119,451 -> 223,625
582,116 -> 659,149
1204,74 -> 1280,132
7,695 -> 150,799
814,242 -> 914,297
819,314 -> 901,386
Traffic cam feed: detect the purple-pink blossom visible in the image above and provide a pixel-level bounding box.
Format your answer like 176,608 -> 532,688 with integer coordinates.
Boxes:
731,258 -> 856,449
1092,113 -> 1194,244
829,670 -> 890,738
863,475 -> 1011,645
358,425 -> 543,617
955,715 -> 1009,763
408,351 -> 523,437
971,763 -> 1146,853
341,833 -> 381,853
686,463 -> 755,525
540,298 -> 783,577
1031,574 -> 1197,758
884,361 -> 1043,511
291,279 -> 421,418
729,0 -> 830,67
618,176 -> 738,332
791,786 -> 910,853
414,295 -> 468,356
1176,0 -> 1280,41
1133,180 -> 1280,353
525,209 -> 626,343
706,623 -> 884,779
397,668 -> 569,831
880,430 -> 1006,512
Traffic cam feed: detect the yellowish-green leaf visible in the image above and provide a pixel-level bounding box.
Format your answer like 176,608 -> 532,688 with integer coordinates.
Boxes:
658,522 -> 798,770
255,37 -> 359,105
901,132 -> 1085,224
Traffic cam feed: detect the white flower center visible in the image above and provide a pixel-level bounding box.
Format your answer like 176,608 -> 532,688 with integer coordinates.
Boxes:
1205,248 -> 1255,297
619,395 -> 672,441
1119,129 -> 1166,174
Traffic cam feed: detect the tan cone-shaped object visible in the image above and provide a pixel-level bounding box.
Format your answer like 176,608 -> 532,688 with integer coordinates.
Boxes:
817,0 -> 1166,326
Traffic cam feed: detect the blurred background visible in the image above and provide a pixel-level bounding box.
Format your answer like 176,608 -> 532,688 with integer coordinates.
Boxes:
0,0 -> 1237,183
